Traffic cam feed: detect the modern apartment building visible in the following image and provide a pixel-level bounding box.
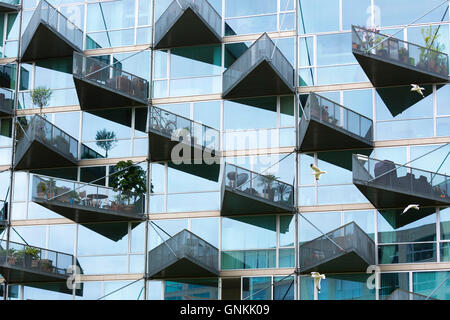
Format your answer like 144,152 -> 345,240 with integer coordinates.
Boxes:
0,0 -> 449,300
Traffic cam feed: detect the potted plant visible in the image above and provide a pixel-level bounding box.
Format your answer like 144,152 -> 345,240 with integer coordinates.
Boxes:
37,181 -> 47,198
7,249 -> 16,265
69,190 -> 80,204
399,47 -> 409,64
109,160 -> 148,214
0,248 -> 16,265
46,178 -> 56,198
258,174 -> 279,201
40,259 -> 53,273
21,246 -> 40,268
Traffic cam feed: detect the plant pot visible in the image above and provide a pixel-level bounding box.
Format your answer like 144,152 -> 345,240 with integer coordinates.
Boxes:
38,191 -> 45,198
376,49 -> 388,58
31,259 -> 39,268
24,254 -> 33,268
7,256 -> 16,265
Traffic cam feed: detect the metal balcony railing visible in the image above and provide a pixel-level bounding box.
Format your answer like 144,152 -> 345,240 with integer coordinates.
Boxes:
299,222 -> 375,273
222,33 -> 295,98
0,87 -> 14,116
73,52 -> 149,105
15,115 -> 78,168
154,0 -> 222,49
0,240 -> 79,282
303,92 -> 373,141
353,154 -> 450,207
223,163 -> 294,210
31,174 -> 146,220
147,105 -> 220,153
20,0 -> 83,60
148,229 -> 219,278
352,25 -> 449,86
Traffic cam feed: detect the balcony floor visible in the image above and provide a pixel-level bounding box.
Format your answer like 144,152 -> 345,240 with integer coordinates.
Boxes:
154,7 -> 221,50
221,186 -> 293,216
300,249 -> 372,274
14,138 -> 77,170
353,50 -> 449,87
0,263 -> 68,284
223,59 -> 294,99
148,256 -> 219,279
298,117 -> 374,153
354,179 -> 450,210
21,21 -> 81,62
73,76 -> 148,111
33,197 -> 145,224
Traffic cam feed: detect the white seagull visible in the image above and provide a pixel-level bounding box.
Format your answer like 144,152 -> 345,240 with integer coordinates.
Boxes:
411,84 -> 425,97
311,272 -> 326,292
311,164 -> 327,181
402,204 -> 420,215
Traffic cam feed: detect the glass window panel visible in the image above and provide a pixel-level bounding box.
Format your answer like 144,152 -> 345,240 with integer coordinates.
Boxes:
298,0 -> 339,34
379,272 -> 410,300
242,277 -> 272,300
222,216 -> 276,250
379,243 -> 436,264
413,271 -> 450,300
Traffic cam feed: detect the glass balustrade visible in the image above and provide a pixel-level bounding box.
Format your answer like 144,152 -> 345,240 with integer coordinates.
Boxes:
148,229 -> 219,278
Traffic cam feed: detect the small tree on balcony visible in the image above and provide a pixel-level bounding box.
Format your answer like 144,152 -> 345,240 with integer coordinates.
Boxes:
109,160 -> 150,210
30,86 -> 52,116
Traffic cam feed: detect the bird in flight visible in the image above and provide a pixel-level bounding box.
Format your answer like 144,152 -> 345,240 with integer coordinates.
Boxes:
411,84 -> 425,97
311,164 -> 327,181
311,272 -> 326,293
402,204 -> 420,215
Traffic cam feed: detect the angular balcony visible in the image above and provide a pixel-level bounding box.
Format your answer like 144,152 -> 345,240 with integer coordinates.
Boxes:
222,33 -> 295,99
31,174 -> 146,225
0,240 -> 80,285
20,0 -> 83,62
73,52 -> 149,110
352,25 -> 449,88
299,222 -> 375,274
148,229 -> 219,279
148,105 -> 221,182
221,163 -> 294,216
353,155 -> 450,225
0,88 -> 14,117
0,0 -> 19,12
14,115 -> 78,171
154,0 -> 222,50
298,92 -> 374,153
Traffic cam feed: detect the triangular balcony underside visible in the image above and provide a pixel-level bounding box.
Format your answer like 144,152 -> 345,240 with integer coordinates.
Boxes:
21,21 -> 81,62
221,186 -> 293,216
73,76 -> 148,111
14,138 -> 77,170
223,58 -> 294,99
298,117 -> 374,153
154,6 -> 221,49
353,50 -> 449,87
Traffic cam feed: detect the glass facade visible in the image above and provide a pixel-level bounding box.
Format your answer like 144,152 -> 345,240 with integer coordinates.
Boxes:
0,0 -> 448,301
